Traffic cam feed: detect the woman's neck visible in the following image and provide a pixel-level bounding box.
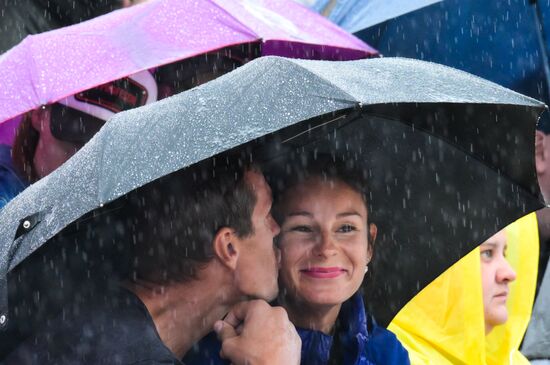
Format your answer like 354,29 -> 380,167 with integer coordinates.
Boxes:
282,297 -> 342,335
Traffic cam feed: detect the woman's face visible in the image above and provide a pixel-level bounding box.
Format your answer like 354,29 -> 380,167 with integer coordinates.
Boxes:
31,107 -> 81,179
480,229 -> 517,333
277,177 -> 375,307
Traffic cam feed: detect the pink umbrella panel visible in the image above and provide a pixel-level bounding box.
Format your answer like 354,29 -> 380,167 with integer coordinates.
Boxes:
0,0 -> 377,131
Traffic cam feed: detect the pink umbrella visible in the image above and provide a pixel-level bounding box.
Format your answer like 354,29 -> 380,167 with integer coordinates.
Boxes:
0,0 -> 376,130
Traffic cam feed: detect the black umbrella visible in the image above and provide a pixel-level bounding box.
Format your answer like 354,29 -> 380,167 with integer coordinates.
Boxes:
0,56 -> 545,350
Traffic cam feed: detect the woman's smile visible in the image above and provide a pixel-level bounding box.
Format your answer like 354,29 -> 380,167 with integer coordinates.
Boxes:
300,266 -> 347,279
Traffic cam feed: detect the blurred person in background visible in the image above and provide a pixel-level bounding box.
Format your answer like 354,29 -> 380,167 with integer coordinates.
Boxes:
0,47 -> 249,208
0,0 -> 153,209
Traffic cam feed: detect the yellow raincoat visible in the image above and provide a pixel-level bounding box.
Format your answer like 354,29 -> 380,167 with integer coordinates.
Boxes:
388,213 -> 539,364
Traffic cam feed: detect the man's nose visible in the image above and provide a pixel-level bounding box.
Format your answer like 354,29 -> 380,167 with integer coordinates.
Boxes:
496,257 -> 517,283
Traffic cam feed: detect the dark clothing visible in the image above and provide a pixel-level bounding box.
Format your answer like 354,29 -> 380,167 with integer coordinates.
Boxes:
0,0 -> 122,54
0,144 -> 26,209
184,294 -> 409,365
296,294 -> 410,365
522,262 -> 550,360
4,288 -> 182,365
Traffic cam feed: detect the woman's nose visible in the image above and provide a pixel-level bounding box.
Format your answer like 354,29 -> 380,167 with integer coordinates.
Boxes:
314,232 -> 337,257
496,258 -> 517,283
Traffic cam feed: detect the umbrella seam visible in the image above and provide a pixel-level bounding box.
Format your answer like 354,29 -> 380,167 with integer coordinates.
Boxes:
280,58 -> 362,104
208,0 -> 263,39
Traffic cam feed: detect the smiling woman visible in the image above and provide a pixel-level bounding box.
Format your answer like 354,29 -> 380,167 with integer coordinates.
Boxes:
276,175 -> 374,331
272,154 -> 410,365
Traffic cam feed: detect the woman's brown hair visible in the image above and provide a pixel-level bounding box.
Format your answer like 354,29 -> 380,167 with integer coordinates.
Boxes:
11,113 -> 39,184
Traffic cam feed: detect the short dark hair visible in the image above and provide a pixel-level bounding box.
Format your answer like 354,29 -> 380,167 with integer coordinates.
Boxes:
124,157 -> 257,284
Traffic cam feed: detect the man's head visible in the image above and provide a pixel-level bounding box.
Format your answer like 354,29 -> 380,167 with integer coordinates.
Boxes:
125,159 -> 280,302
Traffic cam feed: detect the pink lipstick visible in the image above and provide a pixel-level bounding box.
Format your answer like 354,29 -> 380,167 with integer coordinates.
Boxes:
301,267 -> 346,279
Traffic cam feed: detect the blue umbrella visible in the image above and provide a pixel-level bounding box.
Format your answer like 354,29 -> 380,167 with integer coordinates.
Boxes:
355,0 -> 550,112
305,0 -> 441,33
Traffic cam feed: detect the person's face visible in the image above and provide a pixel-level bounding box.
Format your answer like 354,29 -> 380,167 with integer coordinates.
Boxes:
31,107 -> 82,179
233,170 -> 281,301
535,130 -> 550,202
480,229 -> 517,333
277,177 -> 375,307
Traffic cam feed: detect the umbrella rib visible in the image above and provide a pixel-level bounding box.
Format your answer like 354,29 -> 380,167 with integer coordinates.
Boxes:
281,114 -> 348,143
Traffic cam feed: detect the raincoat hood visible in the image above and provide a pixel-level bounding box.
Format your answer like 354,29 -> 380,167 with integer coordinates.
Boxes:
388,213 -> 538,364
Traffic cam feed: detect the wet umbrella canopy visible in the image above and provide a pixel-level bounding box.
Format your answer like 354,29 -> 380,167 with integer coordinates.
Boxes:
0,57 -> 545,354
0,0 -> 375,125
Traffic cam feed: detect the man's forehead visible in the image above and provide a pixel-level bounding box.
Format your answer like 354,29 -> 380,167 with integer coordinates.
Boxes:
245,169 -> 272,199
244,168 -> 264,187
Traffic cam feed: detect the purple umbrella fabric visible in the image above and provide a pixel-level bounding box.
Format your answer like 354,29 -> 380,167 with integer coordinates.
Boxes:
0,0 -> 376,127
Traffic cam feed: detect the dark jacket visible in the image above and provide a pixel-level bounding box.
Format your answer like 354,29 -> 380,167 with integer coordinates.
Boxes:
184,293 -> 409,365
297,293 -> 409,365
3,288 -> 182,365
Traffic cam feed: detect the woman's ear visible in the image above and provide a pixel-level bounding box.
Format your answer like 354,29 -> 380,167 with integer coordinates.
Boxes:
212,227 -> 239,271
367,223 -> 377,262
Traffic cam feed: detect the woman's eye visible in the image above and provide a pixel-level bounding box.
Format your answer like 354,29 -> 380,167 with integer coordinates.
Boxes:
480,249 -> 493,259
338,224 -> 356,233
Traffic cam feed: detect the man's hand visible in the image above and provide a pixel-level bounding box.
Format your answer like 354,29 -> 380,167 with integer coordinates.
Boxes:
213,300 -> 301,365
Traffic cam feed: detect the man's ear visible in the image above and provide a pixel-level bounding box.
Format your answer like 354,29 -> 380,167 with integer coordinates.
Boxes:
536,131 -> 547,175
367,223 -> 377,262
212,227 -> 239,270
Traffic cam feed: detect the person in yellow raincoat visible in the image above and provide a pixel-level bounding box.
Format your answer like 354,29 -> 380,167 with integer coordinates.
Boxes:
388,213 -> 539,364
